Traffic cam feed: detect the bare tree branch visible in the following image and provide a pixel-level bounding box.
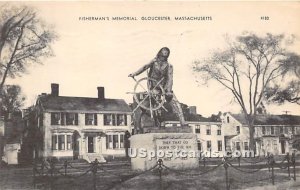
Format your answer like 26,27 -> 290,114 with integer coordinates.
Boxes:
0,5 -> 57,92
193,32 -> 299,150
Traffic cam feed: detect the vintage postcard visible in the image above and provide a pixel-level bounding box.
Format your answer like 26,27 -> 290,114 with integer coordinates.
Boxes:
0,1 -> 300,190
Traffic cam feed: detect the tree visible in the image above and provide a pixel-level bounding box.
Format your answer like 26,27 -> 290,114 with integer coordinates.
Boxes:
193,32 -> 300,150
1,85 -> 25,118
265,81 -> 300,105
0,5 -> 57,92
265,53 -> 300,105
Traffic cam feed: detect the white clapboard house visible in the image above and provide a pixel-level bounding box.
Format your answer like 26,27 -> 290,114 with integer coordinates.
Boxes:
23,84 -> 132,162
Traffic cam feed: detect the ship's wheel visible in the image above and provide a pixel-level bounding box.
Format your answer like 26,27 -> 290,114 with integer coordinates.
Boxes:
128,77 -> 168,118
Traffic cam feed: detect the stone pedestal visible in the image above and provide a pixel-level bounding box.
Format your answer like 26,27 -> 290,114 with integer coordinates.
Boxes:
130,133 -> 199,171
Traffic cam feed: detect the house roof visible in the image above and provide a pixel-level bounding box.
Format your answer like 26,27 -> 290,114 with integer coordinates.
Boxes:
38,95 -> 132,113
163,113 -> 214,122
231,114 -> 300,126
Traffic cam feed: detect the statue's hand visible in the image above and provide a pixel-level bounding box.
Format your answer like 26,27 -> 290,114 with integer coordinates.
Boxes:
165,91 -> 173,102
128,73 -> 135,78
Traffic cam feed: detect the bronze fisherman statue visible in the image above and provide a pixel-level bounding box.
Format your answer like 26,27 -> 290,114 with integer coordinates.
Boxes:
129,47 -> 187,132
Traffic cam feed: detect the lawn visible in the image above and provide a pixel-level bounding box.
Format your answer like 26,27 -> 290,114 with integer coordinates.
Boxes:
36,161 -> 299,190
110,165 -> 299,190
1,158 -> 299,190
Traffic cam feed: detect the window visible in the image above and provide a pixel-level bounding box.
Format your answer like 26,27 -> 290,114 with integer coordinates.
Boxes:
52,135 -> 58,150
51,113 -> 78,125
85,113 -> 97,125
273,140 -> 278,151
67,135 -> 72,150
217,141 -> 222,151
52,134 -> 71,150
262,126 -> 266,135
197,141 -> 202,151
280,126 -> 284,134
60,113 -> 65,125
195,125 -> 200,134
284,127 -> 289,134
271,126 -> 274,135
51,113 -> 61,125
236,142 -> 241,151
266,140 -> 271,147
58,135 -> 65,150
274,127 -> 279,135
207,141 -> 211,150
244,142 -> 249,151
106,135 -> 113,149
104,114 -> 127,126
227,116 -> 230,123
206,125 -> 211,135
120,135 -> 124,148
236,126 -> 240,134
292,127 -> 295,134
117,114 -> 127,126
66,113 -> 77,125
106,134 -> 125,149
217,126 -> 221,135
113,135 -> 119,148
104,114 -> 113,125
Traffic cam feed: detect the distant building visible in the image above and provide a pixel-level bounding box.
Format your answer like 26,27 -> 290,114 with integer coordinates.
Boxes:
23,83 -> 132,162
188,106 -> 197,115
222,113 -> 300,156
162,111 -> 224,157
1,113 -> 23,165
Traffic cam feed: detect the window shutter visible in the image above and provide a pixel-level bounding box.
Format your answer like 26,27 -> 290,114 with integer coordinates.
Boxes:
51,113 -> 54,125
75,113 -> 78,125
61,113 -> 65,125
85,114 -> 88,125
52,135 -> 56,150
94,114 -> 98,126
112,114 -> 116,126
106,135 -> 109,149
124,114 -> 127,126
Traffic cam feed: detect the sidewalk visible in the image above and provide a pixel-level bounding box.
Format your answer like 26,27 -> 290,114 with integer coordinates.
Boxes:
246,180 -> 300,190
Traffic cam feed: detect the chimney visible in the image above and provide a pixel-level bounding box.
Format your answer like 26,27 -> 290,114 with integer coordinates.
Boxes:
188,106 -> 197,115
97,87 -> 105,100
51,83 -> 59,96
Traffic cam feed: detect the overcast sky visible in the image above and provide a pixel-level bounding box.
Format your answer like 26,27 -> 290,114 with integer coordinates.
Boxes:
5,1 -> 300,117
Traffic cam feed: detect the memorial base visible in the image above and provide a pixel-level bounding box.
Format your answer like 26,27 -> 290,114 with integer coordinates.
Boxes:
130,133 -> 199,171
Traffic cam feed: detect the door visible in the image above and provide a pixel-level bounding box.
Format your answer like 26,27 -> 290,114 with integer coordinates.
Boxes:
73,132 -> 80,159
281,141 -> 285,154
73,139 -> 79,159
88,136 -> 94,153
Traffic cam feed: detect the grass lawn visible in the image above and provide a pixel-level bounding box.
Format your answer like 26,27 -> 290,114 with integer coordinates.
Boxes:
38,163 -> 299,190
0,166 -> 34,190
1,159 -> 299,190
111,166 -> 299,190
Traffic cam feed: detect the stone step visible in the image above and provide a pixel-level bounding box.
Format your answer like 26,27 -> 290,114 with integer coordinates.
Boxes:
85,154 -> 106,163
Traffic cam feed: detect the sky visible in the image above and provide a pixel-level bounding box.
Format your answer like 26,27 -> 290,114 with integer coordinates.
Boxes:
4,1 -> 300,117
